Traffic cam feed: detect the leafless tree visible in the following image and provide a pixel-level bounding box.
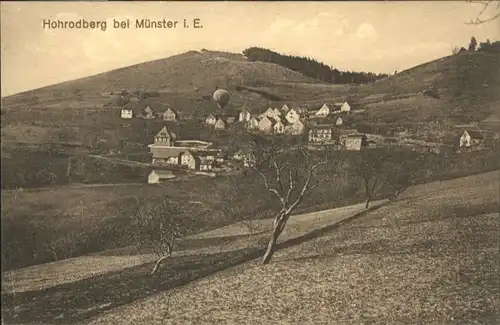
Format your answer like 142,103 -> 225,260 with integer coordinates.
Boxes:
352,148 -> 429,208
467,1 -> 500,24
250,136 -> 332,265
132,197 -> 187,274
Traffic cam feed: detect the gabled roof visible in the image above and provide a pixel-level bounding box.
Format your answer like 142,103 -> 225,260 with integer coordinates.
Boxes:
206,113 -> 217,119
319,103 -> 330,111
164,107 -> 177,115
155,126 -> 174,138
346,134 -> 366,138
281,104 -> 290,112
260,115 -> 278,125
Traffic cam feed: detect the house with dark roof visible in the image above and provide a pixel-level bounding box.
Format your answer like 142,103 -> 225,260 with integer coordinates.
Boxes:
458,130 -> 484,148
342,134 -> 368,151
180,151 -> 200,170
162,108 -> 178,121
153,126 -> 177,146
148,170 -> 175,184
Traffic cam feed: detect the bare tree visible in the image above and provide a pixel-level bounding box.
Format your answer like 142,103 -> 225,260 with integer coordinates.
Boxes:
250,136 -> 332,265
467,1 -> 500,24
352,148 -> 428,208
132,197 -> 187,275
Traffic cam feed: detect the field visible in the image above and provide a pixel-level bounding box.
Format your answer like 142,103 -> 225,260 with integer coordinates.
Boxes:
81,170 -> 500,325
1,170 -> 498,325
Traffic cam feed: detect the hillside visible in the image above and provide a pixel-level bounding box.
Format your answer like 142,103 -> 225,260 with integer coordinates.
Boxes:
1,50 -> 499,145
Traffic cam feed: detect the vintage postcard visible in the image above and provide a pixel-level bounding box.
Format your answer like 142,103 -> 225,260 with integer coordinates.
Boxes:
1,1 -> 499,324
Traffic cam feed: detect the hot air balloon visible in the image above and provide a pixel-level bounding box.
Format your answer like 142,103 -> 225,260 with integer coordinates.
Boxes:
212,88 -> 230,109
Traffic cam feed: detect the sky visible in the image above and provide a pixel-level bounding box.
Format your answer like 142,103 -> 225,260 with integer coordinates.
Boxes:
1,1 -> 499,96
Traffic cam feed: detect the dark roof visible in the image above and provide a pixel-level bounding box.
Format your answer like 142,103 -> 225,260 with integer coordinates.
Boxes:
346,134 -> 366,139
465,130 -> 483,139
151,170 -> 174,178
309,125 -> 332,131
150,146 -> 185,158
155,126 -> 175,139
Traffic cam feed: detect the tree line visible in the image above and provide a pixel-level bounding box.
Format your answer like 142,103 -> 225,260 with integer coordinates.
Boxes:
452,37 -> 500,54
242,47 -> 389,84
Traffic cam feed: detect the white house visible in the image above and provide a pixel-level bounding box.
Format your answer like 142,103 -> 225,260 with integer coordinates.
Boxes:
162,108 -> 178,121
335,116 -> 343,126
285,120 -> 305,135
238,109 -> 251,122
180,151 -> 199,170
206,114 -> 217,125
246,117 -> 259,131
273,120 -> 285,134
258,116 -> 276,134
334,101 -> 351,113
121,109 -> 133,119
148,170 -> 175,184
315,104 -> 331,118
214,118 -> 227,130
459,130 -> 483,148
273,108 -> 282,117
285,108 -> 301,124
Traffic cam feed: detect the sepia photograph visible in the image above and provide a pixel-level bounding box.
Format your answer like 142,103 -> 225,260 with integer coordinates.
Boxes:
1,1 -> 499,324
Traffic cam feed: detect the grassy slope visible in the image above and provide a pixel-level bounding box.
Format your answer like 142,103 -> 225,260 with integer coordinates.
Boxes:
72,170 -> 499,325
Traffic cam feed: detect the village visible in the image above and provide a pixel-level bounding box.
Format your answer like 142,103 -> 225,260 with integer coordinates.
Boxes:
118,99 -> 491,184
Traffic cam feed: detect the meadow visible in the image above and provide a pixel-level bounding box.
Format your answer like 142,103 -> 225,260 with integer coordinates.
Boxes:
2,170 -> 497,324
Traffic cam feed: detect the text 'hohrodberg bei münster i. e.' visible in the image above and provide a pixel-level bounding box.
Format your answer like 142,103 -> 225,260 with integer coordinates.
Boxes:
42,18 -> 203,31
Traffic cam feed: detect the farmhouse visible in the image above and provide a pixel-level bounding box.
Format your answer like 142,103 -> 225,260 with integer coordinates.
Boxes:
285,120 -> 305,135
246,117 -> 259,131
334,101 -> 351,113
285,120 -> 306,135
153,126 -> 176,146
150,147 -> 183,166
206,114 -> 217,125
224,115 -> 237,125
316,104 -> 331,118
143,105 -> 156,119
459,130 -> 484,148
180,151 -> 200,170
214,118 -> 227,130
342,134 -> 367,151
273,120 -> 285,134
162,108 -> 178,121
309,125 -> 333,144
148,170 -> 175,184
238,109 -> 251,122
258,116 -> 277,134
285,108 -> 301,124
120,109 -> 133,119
200,158 -> 215,171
